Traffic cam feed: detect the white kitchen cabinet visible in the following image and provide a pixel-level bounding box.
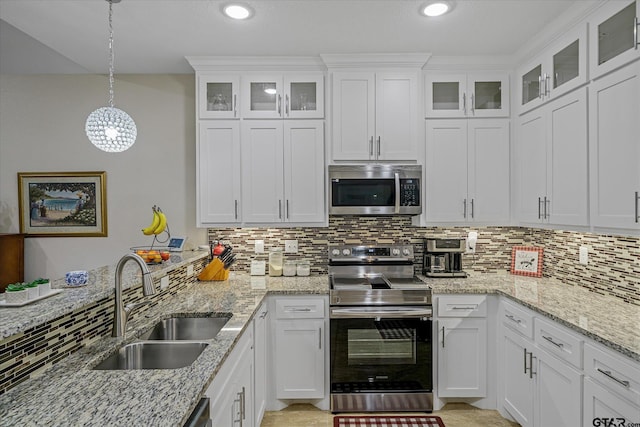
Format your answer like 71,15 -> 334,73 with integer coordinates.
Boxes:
425,72 -> 509,118
518,23 -> 588,114
197,73 -> 239,119
425,119 -> 509,223
436,295 -> 488,398
241,120 -> 325,225
241,73 -> 324,119
273,297 -> 326,399
253,302 -> 269,427
207,326 -> 254,427
583,378 -> 640,427
331,71 -> 419,161
589,61 -> 640,231
516,88 -> 588,226
589,0 -> 640,79
499,299 -> 583,427
197,121 -> 242,226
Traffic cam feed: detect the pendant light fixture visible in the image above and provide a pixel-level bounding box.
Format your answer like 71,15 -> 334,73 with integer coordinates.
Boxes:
85,0 -> 137,153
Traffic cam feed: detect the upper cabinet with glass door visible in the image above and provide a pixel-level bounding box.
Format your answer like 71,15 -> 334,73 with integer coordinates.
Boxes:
425,72 -> 509,118
589,0 -> 640,79
241,73 -> 324,119
517,23 -> 588,114
197,74 -> 240,119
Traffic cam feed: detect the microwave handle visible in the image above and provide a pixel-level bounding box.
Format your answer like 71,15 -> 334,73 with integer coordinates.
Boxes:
394,173 -> 400,213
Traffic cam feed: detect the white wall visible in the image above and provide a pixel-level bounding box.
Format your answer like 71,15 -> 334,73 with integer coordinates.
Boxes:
0,73 -> 207,281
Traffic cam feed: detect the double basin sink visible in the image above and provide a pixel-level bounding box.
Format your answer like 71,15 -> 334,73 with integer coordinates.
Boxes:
93,315 -> 231,370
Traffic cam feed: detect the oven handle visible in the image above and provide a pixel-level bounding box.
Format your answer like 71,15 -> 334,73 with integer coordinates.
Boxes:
330,307 -> 432,319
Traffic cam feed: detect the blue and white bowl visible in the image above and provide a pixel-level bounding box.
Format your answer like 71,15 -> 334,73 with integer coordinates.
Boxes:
65,270 -> 88,286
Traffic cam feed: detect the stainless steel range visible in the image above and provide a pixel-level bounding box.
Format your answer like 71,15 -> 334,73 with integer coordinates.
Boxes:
328,244 -> 433,413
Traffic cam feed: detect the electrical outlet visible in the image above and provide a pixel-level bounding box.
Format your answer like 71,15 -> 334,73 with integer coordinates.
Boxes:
187,264 -> 194,276
255,239 -> 264,253
160,276 -> 169,290
284,240 -> 298,253
579,246 -> 588,265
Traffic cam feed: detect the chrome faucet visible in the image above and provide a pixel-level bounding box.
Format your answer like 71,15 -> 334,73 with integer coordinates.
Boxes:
112,253 -> 156,337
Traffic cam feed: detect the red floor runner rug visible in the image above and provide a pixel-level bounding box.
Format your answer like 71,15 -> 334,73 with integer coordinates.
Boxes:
334,415 -> 445,427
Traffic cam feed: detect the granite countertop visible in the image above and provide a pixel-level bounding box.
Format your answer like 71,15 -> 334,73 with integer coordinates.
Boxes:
1,269 -> 638,426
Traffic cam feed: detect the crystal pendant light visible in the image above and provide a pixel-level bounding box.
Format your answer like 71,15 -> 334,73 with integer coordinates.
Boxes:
85,0 -> 137,153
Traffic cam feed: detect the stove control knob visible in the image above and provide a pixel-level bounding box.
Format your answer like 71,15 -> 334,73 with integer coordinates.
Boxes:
402,248 -> 412,256
391,248 -> 400,256
331,249 -> 341,256
342,248 -> 351,256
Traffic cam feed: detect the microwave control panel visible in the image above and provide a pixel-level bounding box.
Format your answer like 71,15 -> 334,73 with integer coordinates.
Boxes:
400,179 -> 420,206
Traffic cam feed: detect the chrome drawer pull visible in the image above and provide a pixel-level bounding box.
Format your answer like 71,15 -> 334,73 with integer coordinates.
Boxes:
451,305 -> 477,310
288,307 -> 312,312
542,335 -> 564,348
597,368 -> 630,388
506,314 -> 522,324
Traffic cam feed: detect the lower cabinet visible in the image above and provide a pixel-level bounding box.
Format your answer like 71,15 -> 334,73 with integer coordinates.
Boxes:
206,323 -> 254,427
273,297 -> 326,399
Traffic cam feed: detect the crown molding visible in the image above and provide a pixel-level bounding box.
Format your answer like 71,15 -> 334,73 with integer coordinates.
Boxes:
320,53 -> 432,69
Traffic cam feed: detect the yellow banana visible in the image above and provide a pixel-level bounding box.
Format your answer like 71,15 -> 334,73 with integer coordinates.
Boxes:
142,207 -> 160,235
153,209 -> 167,235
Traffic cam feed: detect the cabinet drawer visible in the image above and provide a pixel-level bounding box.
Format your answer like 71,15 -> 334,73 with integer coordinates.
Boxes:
584,343 -> 640,406
275,298 -> 325,319
501,298 -> 534,339
535,317 -> 583,369
438,295 -> 487,318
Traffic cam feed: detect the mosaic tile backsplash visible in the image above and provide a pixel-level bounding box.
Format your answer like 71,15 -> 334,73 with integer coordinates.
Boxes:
208,216 -> 640,306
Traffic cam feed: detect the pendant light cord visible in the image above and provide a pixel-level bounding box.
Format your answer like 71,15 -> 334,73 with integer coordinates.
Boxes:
108,0 -> 115,108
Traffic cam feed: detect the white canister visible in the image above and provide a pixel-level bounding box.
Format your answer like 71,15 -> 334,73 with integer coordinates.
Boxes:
283,260 -> 297,276
296,260 -> 311,276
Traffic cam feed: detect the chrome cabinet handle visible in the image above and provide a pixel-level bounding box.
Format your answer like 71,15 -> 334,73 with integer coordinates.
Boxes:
377,136 -> 381,157
278,200 -> 282,219
538,197 -> 542,219
234,200 -> 238,220
233,94 -> 237,117
506,314 -> 522,324
635,191 -> 639,223
545,74 -> 550,96
442,326 -> 445,348
463,93 -> 467,115
233,394 -> 242,425
285,94 -> 289,116
471,199 -> 475,219
524,348 -> 528,374
635,17 -> 639,49
471,93 -> 475,114
286,199 -> 290,219
542,335 -> 564,348
545,197 -> 550,219
241,386 -> 246,422
597,368 -> 631,387
451,305 -> 477,310
319,327 -> 322,350
277,94 -> 282,115
288,307 -> 312,312
463,199 -> 467,218
538,75 -> 543,99
369,136 -> 374,156
530,354 -> 536,378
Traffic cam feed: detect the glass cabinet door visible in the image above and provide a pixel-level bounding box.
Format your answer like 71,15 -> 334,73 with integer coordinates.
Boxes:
469,73 -> 510,117
522,64 -> 543,106
242,75 -> 283,119
198,75 -> 239,119
284,75 -> 324,119
590,0 -> 640,78
425,75 -> 467,118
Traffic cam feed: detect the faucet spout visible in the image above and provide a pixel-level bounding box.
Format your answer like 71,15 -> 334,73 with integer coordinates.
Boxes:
112,253 -> 157,337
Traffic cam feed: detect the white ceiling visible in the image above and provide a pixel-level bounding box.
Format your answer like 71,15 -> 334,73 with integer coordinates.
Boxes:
0,0 -> 599,74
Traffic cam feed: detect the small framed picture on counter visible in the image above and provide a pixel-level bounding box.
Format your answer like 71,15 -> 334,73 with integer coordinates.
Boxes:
510,246 -> 543,277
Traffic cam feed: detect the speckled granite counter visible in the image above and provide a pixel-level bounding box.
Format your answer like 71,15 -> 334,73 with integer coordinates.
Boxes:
1,270 -> 638,426
423,271 -> 640,362
0,273 -> 329,426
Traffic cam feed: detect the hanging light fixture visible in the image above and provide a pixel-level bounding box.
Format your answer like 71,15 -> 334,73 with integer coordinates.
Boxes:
85,0 -> 137,153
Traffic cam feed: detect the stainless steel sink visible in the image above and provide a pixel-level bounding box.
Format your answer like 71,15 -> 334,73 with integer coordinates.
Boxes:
140,315 -> 232,341
93,341 -> 208,370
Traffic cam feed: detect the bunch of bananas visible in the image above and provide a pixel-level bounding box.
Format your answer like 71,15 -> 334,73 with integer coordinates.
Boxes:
142,205 -> 168,235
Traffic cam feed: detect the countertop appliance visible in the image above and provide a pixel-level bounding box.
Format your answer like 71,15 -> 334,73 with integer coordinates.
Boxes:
422,238 -> 467,278
328,244 -> 433,413
329,164 -> 422,216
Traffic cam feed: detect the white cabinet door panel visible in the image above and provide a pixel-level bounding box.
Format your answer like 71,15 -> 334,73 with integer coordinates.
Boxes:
502,327 -> 534,427
535,349 -> 583,427
517,111 -> 547,223
376,73 -> 418,160
583,378 -> 640,427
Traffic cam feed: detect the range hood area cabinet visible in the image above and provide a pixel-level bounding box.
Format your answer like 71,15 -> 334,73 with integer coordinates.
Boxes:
330,71 -> 420,162
516,88 -> 589,227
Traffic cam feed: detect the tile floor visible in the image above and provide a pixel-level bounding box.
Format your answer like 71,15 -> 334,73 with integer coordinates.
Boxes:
261,403 -> 520,427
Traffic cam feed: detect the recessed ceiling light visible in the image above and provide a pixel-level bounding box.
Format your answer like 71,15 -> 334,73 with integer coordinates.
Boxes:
421,1 -> 452,17
223,3 -> 253,20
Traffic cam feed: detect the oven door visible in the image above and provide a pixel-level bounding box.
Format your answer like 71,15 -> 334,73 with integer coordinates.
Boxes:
330,306 -> 432,394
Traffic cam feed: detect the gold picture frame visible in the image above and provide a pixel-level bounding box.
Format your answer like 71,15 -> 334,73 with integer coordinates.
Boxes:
18,171 -> 107,237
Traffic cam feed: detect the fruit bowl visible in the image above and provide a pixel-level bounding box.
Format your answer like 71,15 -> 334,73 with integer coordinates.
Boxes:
131,247 -> 171,264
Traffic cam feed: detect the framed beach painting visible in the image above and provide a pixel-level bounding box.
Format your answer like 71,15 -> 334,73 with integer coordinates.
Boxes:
18,171 -> 107,237
510,246 -> 543,277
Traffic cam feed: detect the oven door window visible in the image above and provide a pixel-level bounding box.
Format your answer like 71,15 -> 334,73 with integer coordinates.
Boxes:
347,321 -> 415,365
331,179 -> 395,207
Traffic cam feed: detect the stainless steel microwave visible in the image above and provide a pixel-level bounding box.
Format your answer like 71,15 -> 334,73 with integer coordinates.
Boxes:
329,164 -> 422,215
